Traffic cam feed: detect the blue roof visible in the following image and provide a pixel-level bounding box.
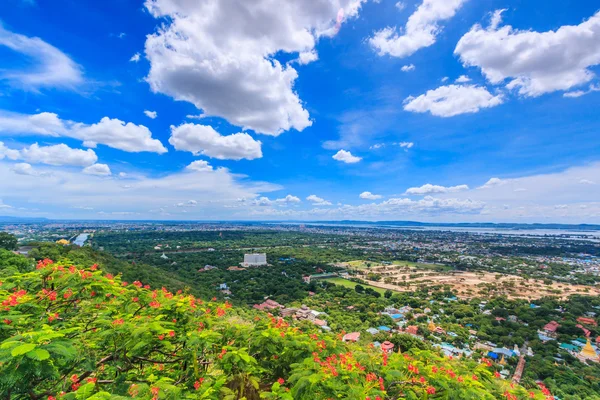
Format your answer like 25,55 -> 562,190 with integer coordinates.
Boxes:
378,326 -> 391,331
390,314 -> 403,319
487,352 -> 499,359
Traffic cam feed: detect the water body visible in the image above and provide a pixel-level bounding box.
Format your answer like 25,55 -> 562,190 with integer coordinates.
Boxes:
278,222 -> 600,241
73,233 -> 89,246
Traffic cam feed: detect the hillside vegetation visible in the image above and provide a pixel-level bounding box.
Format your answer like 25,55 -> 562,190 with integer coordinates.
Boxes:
0,249 -> 550,399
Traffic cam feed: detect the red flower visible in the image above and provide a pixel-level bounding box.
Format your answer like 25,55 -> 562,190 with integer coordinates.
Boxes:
86,377 -> 97,384
168,330 -> 175,337
194,379 -> 204,390
70,374 -> 79,383
158,334 -> 165,340
472,374 -> 478,381
149,300 -> 161,308
277,378 -> 285,385
426,386 -> 436,395
3,319 -> 11,325
90,264 -> 98,271
494,371 -> 501,378
63,289 -> 73,299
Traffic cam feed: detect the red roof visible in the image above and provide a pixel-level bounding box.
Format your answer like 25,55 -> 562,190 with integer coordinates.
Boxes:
342,332 -> 361,342
577,317 -> 597,326
405,325 -> 418,335
381,341 -> 395,352
543,321 -> 560,332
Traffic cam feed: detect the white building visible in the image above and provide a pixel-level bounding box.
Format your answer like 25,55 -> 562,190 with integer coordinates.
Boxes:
242,253 -> 267,267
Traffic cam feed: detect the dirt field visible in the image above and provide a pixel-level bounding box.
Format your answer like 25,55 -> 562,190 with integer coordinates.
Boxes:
346,263 -> 599,300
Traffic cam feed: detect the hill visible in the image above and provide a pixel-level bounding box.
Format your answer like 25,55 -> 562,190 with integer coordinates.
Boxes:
0,249 -> 549,399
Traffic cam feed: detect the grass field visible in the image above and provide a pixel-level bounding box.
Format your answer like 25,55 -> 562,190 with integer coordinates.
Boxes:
324,277 -> 387,295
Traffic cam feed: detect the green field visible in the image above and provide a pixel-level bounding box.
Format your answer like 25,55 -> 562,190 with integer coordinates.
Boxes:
324,277 -> 387,295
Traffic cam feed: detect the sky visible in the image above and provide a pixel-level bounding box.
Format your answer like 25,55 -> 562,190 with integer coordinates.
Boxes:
0,0 -> 599,223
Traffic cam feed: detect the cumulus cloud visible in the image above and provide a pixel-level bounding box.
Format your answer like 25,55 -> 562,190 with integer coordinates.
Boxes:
359,191 -> 382,200
405,183 -> 469,195
404,84 -> 503,117
169,124 -> 262,161
186,160 -> 214,172
369,0 -> 468,58
455,10 -> 600,97
144,0 -> 366,135
306,194 -> 332,206
277,194 -> 301,204
332,149 -> 362,163
479,177 -> 505,189
83,163 -> 111,176
0,24 -> 84,90
11,163 -> 38,176
0,111 -> 167,153
401,64 -> 415,72
144,110 -> 157,119
297,50 -> 319,65
455,75 -> 471,83
129,52 -> 141,62
0,142 -> 97,167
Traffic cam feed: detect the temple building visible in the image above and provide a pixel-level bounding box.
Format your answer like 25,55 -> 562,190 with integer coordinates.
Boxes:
577,337 -> 600,364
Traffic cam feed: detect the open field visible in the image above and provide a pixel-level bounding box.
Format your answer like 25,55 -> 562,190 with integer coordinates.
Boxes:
324,277 -> 387,295
339,260 -> 449,271
355,269 -> 600,300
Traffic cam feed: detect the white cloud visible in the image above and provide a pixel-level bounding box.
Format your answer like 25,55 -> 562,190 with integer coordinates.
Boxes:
129,52 -> 141,62
332,149 -> 361,163
186,160 -> 214,172
0,24 -> 84,91
395,1 -> 405,11
73,117 -> 167,153
455,10 -> 600,97
118,172 -> 127,178
276,194 -> 301,204
0,111 -> 167,153
399,141 -> 414,149
176,200 -> 197,207
11,163 -> 38,176
0,142 -> 97,167
404,84 -> 503,117
83,163 -> 111,176
144,0 -> 366,135
306,194 -> 332,206
563,84 -> 600,98
297,50 -> 319,65
401,64 -> 415,72
579,179 -> 595,185
169,124 -> 262,161
405,183 -> 469,195
455,75 -> 471,83
479,177 -> 505,189
360,191 -> 382,200
370,141 -> 414,150
144,110 -> 157,119
369,0 -> 468,58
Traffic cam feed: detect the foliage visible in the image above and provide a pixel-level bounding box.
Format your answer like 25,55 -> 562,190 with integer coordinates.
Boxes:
0,232 -> 18,251
0,254 -> 547,399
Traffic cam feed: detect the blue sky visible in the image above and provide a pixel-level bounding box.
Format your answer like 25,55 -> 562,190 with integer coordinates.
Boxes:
0,0 -> 599,222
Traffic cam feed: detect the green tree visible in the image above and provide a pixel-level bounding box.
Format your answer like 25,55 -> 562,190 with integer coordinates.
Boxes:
0,232 -> 17,251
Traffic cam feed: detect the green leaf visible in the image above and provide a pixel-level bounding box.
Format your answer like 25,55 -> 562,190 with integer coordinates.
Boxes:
11,343 -> 36,357
26,348 -> 50,360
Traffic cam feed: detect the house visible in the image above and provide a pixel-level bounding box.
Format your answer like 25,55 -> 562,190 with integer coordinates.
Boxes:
405,325 -> 419,335
543,321 -> 560,336
378,326 -> 391,332
228,266 -> 246,271
366,328 -> 379,335
302,275 -> 311,284
577,317 -> 598,326
381,341 -> 395,353
242,253 -> 267,267
253,299 -> 284,311
342,332 -> 361,342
